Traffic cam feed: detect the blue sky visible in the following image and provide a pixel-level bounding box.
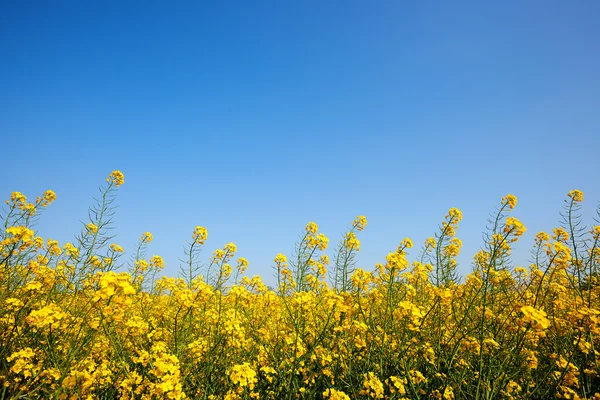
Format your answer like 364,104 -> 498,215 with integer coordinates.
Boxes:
1,1 -> 599,285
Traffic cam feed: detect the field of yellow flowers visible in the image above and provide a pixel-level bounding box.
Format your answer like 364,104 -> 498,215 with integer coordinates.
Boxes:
1,171 -> 599,399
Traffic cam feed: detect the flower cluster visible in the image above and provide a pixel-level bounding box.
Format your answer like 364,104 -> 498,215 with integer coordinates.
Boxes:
1,175 -> 599,399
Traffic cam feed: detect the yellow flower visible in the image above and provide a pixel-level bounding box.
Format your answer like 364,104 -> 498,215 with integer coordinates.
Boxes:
221,263 -> 232,278
107,170 -> 125,187
323,388 -> 351,400
552,227 -> 569,242
354,215 -> 368,231
305,222 -> 318,234
224,242 -> 237,254
568,189 -> 584,203
359,372 -> 384,399
520,306 -> 550,330
502,194 -> 518,209
386,252 -> 408,271
141,231 -> 153,243
6,226 -> 35,242
135,259 -> 149,273
109,243 -> 125,253
387,376 -> 407,395
63,242 -> 80,258
274,253 -> 288,265
443,237 -> 463,257
10,191 -> 27,204
535,231 -> 550,245
425,237 -> 437,249
344,232 -> 361,251
86,223 -> 98,234
7,348 -> 37,378
443,385 -> 455,400
230,362 -> 257,390
505,380 -> 522,395
448,208 -> 463,223
409,369 -> 427,384
149,255 -> 164,269
26,303 -> 67,329
192,226 -> 208,245
40,190 -> 56,206
398,238 -> 413,250
316,233 -> 329,251
351,268 -> 372,291
505,217 -> 526,237
212,248 -> 226,261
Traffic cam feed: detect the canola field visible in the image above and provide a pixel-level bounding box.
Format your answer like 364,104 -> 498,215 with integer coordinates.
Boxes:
1,171 -> 599,399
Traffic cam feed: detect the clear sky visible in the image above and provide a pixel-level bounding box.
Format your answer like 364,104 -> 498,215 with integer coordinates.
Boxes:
1,1 -> 599,286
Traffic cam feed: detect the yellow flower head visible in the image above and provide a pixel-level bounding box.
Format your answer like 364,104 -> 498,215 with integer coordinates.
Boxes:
448,208 -> 463,223
400,238 -> 413,249
354,215 -> 368,231
444,237 -> 463,257
323,388 -> 351,400
192,226 -> 208,245
387,376 -> 407,395
212,249 -> 225,261
520,305 -> 550,330
425,237 -> 437,250
40,190 -> 56,206
224,242 -> 237,254
502,194 -> 518,210
316,233 -> 329,251
141,231 -> 153,243
351,268 -> 373,291
535,231 -> 550,245
552,227 -> 569,242
86,223 -> 98,234
505,217 -> 526,237
344,232 -> 361,251
9,192 -> 27,206
229,362 -> 257,389
107,170 -> 125,187
274,253 -> 288,265
109,243 -> 125,253
150,255 -> 165,269
305,222 -> 318,235
6,226 -> 35,242
359,372 -> 384,399
568,189 -> 584,203
386,252 -> 408,271
63,242 -> 79,258
237,257 -> 249,273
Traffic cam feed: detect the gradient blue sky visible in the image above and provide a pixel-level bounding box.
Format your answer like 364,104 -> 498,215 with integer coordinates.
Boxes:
2,1 -> 599,285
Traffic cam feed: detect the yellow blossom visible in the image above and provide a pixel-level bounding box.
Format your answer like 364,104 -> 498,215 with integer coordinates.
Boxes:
230,362 -> 257,390
141,231 -> 153,243
305,222 -> 318,234
86,223 -> 98,234
192,226 -> 208,245
520,305 -> 551,330
110,243 -> 125,253
107,170 -> 125,187
323,388 -> 351,400
354,215 -> 367,231
360,372 -> 384,399
502,194 -> 518,209
150,255 -> 165,269
568,189 -> 584,203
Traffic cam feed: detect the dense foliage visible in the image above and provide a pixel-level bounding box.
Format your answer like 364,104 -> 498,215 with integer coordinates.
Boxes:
1,171 -> 599,399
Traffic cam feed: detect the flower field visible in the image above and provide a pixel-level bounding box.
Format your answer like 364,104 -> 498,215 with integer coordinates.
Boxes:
1,171 -> 599,399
